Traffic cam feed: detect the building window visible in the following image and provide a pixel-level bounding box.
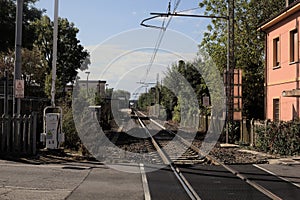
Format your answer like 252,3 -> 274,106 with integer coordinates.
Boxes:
273,98 -> 280,121
273,37 -> 280,68
287,0 -> 297,7
290,29 -> 298,63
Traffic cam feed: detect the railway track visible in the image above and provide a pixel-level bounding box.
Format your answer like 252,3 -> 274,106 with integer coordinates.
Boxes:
134,111 -> 201,199
103,114 -> 164,165
134,110 -> 283,200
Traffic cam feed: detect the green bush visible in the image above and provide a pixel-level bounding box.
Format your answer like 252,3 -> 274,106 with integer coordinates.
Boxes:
172,104 -> 181,123
255,121 -> 300,156
62,103 -> 81,150
220,121 -> 240,144
159,107 -> 167,120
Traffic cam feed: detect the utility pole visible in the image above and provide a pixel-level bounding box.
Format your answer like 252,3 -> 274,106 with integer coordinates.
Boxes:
51,0 -> 59,107
13,0 -> 23,115
226,0 -> 235,143
156,73 -> 160,104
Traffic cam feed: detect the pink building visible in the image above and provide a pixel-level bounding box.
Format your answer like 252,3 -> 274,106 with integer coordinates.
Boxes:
259,0 -> 300,121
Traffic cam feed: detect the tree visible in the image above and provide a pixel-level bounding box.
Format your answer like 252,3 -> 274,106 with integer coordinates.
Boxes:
0,50 -> 14,78
21,47 -> 47,96
32,15 -> 90,98
199,0 -> 285,119
112,90 -> 130,101
0,0 -> 43,53
164,60 -> 211,110
138,54 -> 224,124
138,88 -> 155,111
0,47 -> 47,97
160,85 -> 177,120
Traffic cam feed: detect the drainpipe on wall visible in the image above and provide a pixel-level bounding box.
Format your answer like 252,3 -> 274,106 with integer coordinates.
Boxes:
263,30 -> 268,120
296,18 -> 299,119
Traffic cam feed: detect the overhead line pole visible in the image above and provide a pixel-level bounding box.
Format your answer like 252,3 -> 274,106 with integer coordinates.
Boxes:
141,1 -> 181,84
141,0 -> 235,143
226,0 -> 235,143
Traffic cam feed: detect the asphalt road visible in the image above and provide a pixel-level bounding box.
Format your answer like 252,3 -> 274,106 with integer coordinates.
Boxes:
145,165 -> 190,200
231,164 -> 300,200
0,159 -> 299,200
146,164 -> 300,200
179,165 -> 270,200
0,161 -> 87,199
67,164 -> 143,200
0,160 -> 143,200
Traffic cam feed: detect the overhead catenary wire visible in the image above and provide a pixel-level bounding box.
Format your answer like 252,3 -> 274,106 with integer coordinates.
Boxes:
141,1 -> 169,83
141,0 -> 181,85
176,7 -> 200,14
139,1 -> 225,87
176,5 -> 205,42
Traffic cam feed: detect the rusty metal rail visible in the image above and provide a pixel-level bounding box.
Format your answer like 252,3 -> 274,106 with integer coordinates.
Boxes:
143,112 -> 282,200
135,111 -> 201,200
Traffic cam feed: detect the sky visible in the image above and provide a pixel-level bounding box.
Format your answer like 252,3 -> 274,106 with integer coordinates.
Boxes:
34,0 -> 211,98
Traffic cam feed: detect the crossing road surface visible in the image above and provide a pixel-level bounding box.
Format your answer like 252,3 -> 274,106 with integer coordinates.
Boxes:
0,160 -> 143,200
0,159 -> 299,199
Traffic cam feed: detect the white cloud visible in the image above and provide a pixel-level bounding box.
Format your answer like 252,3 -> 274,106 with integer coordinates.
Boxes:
78,28 -> 200,94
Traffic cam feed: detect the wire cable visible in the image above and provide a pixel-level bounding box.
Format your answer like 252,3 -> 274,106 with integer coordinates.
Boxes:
141,0 -> 181,85
140,1 -> 170,84
176,7 -> 200,14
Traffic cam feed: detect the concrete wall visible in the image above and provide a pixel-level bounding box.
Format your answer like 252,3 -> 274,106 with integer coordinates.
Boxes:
265,9 -> 300,121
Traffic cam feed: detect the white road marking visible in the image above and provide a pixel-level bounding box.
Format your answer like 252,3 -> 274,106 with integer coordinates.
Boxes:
140,163 -> 151,200
253,164 -> 300,188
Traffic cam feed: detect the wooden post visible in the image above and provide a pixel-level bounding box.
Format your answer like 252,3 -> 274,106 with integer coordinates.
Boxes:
32,113 -> 37,155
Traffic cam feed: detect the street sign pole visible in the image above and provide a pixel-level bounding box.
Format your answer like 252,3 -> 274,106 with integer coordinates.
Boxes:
13,0 -> 23,115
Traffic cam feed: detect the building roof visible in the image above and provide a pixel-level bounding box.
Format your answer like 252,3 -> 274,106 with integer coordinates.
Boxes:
258,0 -> 300,31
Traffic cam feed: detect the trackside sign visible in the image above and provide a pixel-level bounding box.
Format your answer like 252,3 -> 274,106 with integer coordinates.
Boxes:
15,79 -> 24,98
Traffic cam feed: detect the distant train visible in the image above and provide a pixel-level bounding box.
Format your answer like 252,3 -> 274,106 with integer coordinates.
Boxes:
129,100 -> 138,109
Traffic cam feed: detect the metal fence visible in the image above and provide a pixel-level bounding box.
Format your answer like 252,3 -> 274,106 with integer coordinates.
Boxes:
0,113 -> 37,156
240,118 -> 268,146
196,114 -> 268,146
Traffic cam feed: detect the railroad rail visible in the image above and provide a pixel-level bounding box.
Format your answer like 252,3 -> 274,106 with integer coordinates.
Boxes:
134,110 -> 282,200
134,110 -> 201,200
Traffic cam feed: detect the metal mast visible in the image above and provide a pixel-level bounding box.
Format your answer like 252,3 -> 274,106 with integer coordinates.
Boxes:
226,0 -> 235,143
